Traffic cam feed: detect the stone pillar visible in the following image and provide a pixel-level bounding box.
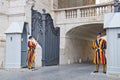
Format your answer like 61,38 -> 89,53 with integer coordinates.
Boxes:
104,13 -> 120,76
59,25 -> 66,64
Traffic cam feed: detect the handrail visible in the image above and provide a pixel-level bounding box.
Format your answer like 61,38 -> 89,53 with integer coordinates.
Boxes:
53,2 -> 117,19
53,2 -> 115,11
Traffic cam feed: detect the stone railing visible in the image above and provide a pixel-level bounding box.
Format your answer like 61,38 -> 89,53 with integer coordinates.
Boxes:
53,2 -> 115,24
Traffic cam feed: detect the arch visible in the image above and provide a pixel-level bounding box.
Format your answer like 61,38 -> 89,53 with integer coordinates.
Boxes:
66,23 -> 105,41
65,22 -> 104,35
61,23 -> 106,64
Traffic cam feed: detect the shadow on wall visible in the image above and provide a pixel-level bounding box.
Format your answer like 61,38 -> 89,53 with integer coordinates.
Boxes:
64,37 -> 94,64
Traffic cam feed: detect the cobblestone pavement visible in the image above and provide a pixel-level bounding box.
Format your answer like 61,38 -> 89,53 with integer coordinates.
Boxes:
0,64 -> 120,80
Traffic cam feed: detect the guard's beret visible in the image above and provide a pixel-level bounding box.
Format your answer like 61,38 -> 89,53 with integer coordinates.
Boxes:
29,36 -> 33,39
97,32 -> 101,35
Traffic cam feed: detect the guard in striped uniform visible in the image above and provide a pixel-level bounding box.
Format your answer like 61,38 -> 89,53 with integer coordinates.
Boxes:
27,36 -> 37,69
92,32 -> 107,73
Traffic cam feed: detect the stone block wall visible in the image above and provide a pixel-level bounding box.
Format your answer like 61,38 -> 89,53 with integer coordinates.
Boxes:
0,36 -> 5,68
61,37 -> 94,64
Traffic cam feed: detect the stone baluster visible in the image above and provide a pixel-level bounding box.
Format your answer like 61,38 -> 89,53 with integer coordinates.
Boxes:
77,9 -> 80,18
93,7 -> 96,16
107,5 -> 111,13
73,10 -> 77,18
90,8 -> 92,16
68,11 -> 70,18
65,10 -> 67,19
104,6 -> 107,14
101,6 -> 104,15
70,10 -> 72,18
88,8 -> 91,17
81,9 -> 83,17
97,7 -> 99,16
80,9 -> 82,17
84,9 -> 86,17
99,7 -> 101,16
87,8 -> 89,17
82,9 -> 85,17
86,8 -> 88,17
91,8 -> 94,16
75,10 -> 77,18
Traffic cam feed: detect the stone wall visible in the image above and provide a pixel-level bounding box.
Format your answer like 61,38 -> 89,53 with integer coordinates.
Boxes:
58,0 -> 95,8
0,15 -> 8,68
61,37 -> 94,64
96,0 -> 113,4
0,0 -> 108,68
0,36 -> 5,68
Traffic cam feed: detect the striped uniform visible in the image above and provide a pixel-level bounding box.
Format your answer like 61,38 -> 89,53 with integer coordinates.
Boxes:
27,40 -> 36,69
92,38 -> 106,64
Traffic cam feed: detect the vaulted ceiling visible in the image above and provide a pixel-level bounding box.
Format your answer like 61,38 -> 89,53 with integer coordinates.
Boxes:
66,23 -> 106,41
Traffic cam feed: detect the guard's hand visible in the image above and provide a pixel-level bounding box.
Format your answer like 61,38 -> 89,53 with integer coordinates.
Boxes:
92,47 -> 94,49
35,42 -> 37,46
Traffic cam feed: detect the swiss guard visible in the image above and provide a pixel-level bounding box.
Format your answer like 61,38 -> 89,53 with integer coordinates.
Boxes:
92,32 -> 107,73
27,36 -> 37,69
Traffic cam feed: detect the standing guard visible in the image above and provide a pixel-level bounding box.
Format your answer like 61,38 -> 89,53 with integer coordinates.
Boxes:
92,32 -> 107,73
27,36 -> 37,69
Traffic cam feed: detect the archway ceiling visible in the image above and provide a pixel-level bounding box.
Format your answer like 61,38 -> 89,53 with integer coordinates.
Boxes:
66,24 -> 105,41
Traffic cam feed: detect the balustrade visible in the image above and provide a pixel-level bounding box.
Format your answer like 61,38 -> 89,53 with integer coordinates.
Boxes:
54,2 -> 116,20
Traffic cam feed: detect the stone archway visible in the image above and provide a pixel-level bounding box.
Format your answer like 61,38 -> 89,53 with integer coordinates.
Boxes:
60,23 -> 106,64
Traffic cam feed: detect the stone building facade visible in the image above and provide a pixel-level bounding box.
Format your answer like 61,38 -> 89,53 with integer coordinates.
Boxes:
0,0 -> 114,68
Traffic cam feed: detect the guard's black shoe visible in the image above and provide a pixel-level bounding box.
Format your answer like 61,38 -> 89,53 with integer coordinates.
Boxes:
93,71 -> 98,73
28,68 -> 31,69
103,71 -> 106,74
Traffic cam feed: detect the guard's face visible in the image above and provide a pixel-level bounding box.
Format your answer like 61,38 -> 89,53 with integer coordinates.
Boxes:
97,35 -> 101,39
30,38 -> 33,40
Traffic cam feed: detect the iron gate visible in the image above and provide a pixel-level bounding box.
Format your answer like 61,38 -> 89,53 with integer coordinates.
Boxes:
31,7 -> 60,66
21,23 -> 28,67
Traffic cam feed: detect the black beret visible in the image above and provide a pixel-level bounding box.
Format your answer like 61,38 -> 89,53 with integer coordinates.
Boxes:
29,36 -> 33,39
97,32 -> 101,35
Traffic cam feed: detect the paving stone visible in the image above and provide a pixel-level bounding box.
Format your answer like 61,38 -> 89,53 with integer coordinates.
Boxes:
0,64 -> 119,80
